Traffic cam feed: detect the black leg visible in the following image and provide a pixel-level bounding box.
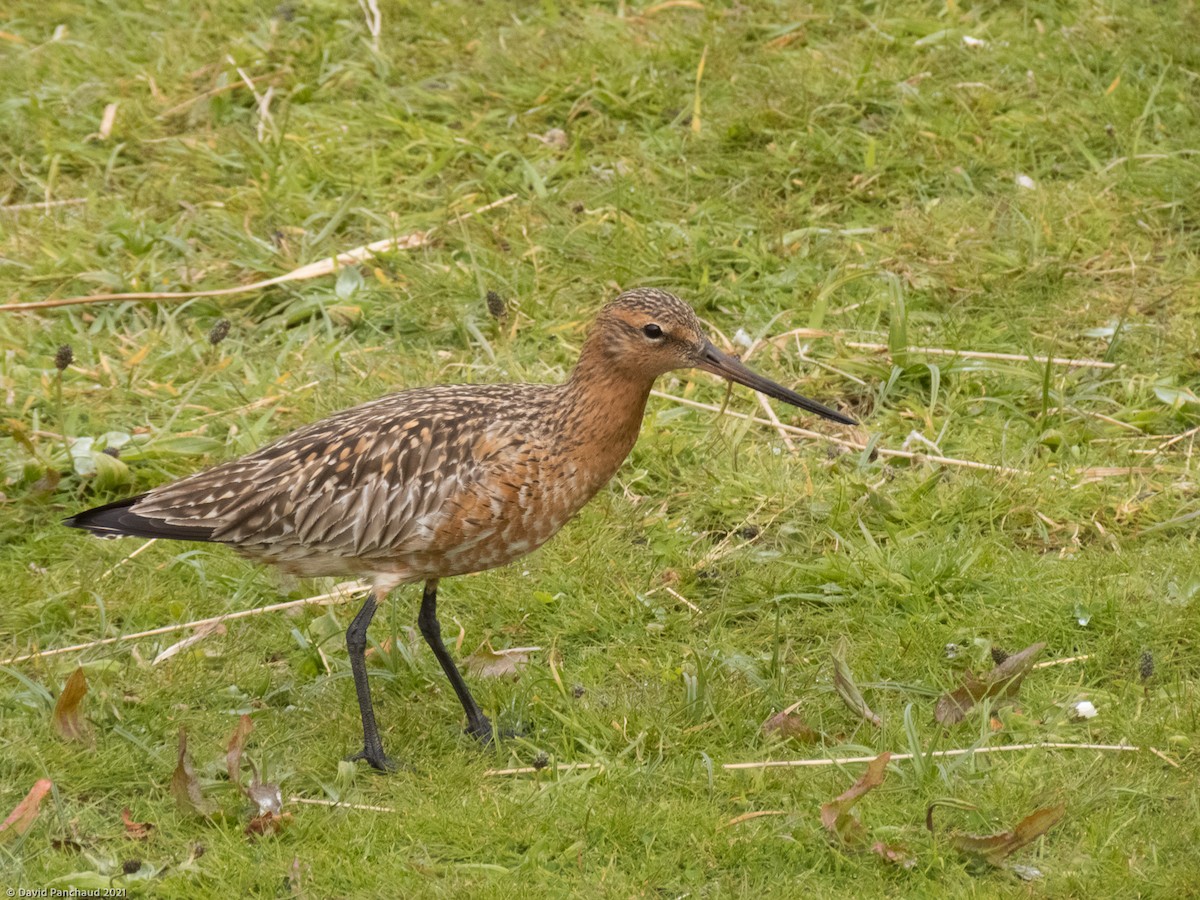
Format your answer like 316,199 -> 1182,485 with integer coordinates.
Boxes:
344,591 -> 397,772
417,579 -> 493,741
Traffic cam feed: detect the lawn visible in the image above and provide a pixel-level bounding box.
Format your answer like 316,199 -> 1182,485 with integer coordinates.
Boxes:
2,0 -> 1199,895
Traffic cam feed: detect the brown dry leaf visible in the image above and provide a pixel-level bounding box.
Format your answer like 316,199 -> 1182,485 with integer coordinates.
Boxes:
949,804 -> 1066,866
871,840 -> 917,869
170,728 -> 215,817
819,752 -> 891,845
0,778 -> 53,844
463,644 -> 538,680
831,642 -> 882,728
225,714 -> 254,785
52,667 -> 90,743
935,642 -> 1046,726
761,709 -> 820,743
121,807 -> 153,841
246,811 -> 292,838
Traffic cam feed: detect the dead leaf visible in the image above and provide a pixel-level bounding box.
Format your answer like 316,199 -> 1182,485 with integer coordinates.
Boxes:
121,808 -> 153,840
52,667 -> 91,743
0,779 -> 52,843
170,728 -> 214,817
246,811 -> 292,838
819,752 -> 891,845
948,803 -> 1065,866
871,840 -> 917,869
225,714 -> 254,785
761,709 -> 820,743
935,642 -> 1046,725
832,642 -> 882,728
462,644 -> 538,680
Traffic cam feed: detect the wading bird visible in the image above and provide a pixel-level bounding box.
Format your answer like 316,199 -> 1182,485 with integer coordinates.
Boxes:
66,289 -> 855,771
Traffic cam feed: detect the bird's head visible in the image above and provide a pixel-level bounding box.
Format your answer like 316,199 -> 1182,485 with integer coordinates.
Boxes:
582,288 -> 856,425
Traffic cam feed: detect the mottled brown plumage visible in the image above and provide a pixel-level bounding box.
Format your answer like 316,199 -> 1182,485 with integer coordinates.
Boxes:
67,288 -> 855,771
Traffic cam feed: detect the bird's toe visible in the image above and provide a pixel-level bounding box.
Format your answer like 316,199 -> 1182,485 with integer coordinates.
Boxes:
346,745 -> 400,773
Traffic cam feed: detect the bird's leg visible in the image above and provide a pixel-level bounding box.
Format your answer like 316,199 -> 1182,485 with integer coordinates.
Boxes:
344,591 -> 397,772
417,579 -> 494,742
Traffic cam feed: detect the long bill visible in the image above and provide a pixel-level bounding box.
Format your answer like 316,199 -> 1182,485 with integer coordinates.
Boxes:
695,341 -> 857,426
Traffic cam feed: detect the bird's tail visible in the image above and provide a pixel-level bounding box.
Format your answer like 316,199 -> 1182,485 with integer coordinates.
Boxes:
64,494 -> 217,542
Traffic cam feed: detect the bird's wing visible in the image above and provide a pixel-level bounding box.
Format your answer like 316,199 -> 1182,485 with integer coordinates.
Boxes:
121,386 -> 528,558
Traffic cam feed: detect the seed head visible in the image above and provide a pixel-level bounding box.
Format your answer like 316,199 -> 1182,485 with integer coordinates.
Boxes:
532,752 -> 549,771
990,646 -> 1010,666
1139,650 -> 1154,681
485,290 -> 506,320
207,319 -> 231,346
121,859 -> 142,875
54,344 -> 74,371
572,684 -> 586,699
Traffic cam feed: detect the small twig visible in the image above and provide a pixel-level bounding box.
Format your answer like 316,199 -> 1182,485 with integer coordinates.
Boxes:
842,340 -> 1116,370
156,72 -> 278,119
693,497 -> 772,570
100,538 -> 158,579
722,742 -> 1142,770
0,198 -> 87,213
484,762 -> 603,776
0,194 -> 517,312
1155,425 -> 1200,452
755,392 -> 797,452
357,0 -> 382,52
1032,654 -> 1091,669
0,581 -> 369,666
287,796 -> 397,813
1147,747 -> 1181,769
651,389 -> 1027,476
662,585 -> 701,614
765,330 -> 1117,370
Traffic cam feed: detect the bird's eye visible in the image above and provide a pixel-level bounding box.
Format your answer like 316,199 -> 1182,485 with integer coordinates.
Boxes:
642,323 -> 663,339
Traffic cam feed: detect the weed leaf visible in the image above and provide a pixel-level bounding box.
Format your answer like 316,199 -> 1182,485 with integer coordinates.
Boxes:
935,642 -> 1046,725
170,728 -> 214,817
948,803 -> 1066,866
832,642 -> 882,728
52,667 -> 90,743
819,752 -> 891,845
0,779 -> 53,843
225,714 -> 254,786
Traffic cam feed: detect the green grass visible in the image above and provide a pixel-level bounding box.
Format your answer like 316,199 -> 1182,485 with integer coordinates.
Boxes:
3,0 -> 1200,895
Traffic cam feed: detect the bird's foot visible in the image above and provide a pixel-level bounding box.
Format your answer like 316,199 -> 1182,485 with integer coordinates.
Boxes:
345,743 -> 399,773
464,715 -> 524,745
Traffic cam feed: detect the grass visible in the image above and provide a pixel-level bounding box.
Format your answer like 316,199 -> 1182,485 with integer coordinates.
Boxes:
2,0 -> 1199,894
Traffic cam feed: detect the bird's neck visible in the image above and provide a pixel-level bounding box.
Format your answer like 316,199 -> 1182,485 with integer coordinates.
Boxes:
557,344 -> 656,482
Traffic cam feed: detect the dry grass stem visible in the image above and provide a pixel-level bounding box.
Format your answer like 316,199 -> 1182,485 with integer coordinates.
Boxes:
100,538 -> 158,579
0,198 -> 87,212
766,329 -> 1117,370
1032,654 -> 1091,669
0,581 -> 369,666
722,742 -> 1142,770
0,194 -> 516,312
651,390 -> 1027,476
484,762 -> 604,776
288,797 -> 397,813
